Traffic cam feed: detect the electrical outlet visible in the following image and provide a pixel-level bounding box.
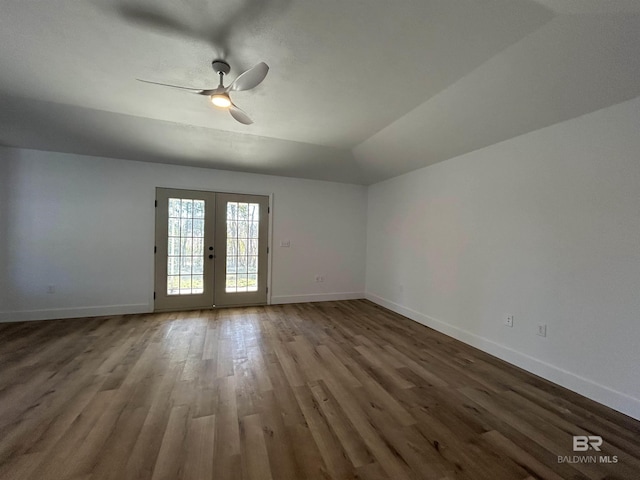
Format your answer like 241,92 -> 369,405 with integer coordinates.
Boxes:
504,315 -> 514,327
280,240 -> 290,247
47,285 -> 56,294
537,324 -> 547,337
315,275 -> 324,283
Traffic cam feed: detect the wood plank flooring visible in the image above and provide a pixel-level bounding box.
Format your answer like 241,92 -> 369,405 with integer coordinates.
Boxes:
0,300 -> 639,480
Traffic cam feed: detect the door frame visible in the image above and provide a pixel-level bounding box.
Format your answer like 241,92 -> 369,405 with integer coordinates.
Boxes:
153,187 -> 273,311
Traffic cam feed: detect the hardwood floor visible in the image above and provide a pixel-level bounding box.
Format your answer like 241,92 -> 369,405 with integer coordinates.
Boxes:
0,300 -> 639,480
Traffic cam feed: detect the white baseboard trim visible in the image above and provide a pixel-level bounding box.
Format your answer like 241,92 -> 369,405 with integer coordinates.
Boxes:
271,292 -> 364,305
0,303 -> 151,322
365,292 -> 640,421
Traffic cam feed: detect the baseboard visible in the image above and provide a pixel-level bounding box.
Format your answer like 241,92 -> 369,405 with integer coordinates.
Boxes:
0,303 -> 151,322
271,292 -> 364,305
365,292 -> 640,421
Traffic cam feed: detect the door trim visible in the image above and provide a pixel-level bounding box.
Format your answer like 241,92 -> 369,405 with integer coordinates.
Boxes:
153,187 -> 273,311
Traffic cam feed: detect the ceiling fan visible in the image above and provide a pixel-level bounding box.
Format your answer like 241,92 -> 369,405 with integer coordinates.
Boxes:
138,60 -> 268,125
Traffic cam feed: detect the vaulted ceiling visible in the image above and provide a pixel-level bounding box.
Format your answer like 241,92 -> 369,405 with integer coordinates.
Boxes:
1,0 -> 639,184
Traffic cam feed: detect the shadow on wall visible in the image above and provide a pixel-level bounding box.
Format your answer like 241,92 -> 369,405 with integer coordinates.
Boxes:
0,148 -> 17,311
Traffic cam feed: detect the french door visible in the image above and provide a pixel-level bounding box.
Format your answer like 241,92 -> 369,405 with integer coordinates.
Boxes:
154,188 -> 269,311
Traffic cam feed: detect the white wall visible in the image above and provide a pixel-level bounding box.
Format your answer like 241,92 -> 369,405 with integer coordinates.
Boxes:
366,96 -> 640,420
0,148 -> 367,321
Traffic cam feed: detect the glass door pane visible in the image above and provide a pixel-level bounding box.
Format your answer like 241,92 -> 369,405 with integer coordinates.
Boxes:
167,198 -> 206,295
224,201 -> 260,293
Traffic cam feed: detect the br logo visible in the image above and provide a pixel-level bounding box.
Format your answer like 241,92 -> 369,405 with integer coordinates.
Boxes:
573,435 -> 603,452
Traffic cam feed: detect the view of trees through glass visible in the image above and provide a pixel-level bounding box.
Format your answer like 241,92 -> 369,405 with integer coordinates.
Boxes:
225,202 -> 259,292
166,198 -> 205,295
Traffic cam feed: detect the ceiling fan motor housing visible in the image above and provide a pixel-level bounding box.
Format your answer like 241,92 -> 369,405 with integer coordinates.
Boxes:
212,60 -> 231,76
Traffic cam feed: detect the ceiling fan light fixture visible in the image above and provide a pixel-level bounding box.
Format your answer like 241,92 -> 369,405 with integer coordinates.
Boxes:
211,93 -> 231,108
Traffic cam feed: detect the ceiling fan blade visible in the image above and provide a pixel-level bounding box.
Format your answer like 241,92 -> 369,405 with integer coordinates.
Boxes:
229,103 -> 253,125
137,79 -> 214,95
227,62 -> 269,92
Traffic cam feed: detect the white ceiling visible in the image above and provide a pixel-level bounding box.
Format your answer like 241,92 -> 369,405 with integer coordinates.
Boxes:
1,0 -> 639,184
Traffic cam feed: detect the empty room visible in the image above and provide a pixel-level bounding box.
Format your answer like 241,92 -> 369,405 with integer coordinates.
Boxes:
1,0 -> 639,479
